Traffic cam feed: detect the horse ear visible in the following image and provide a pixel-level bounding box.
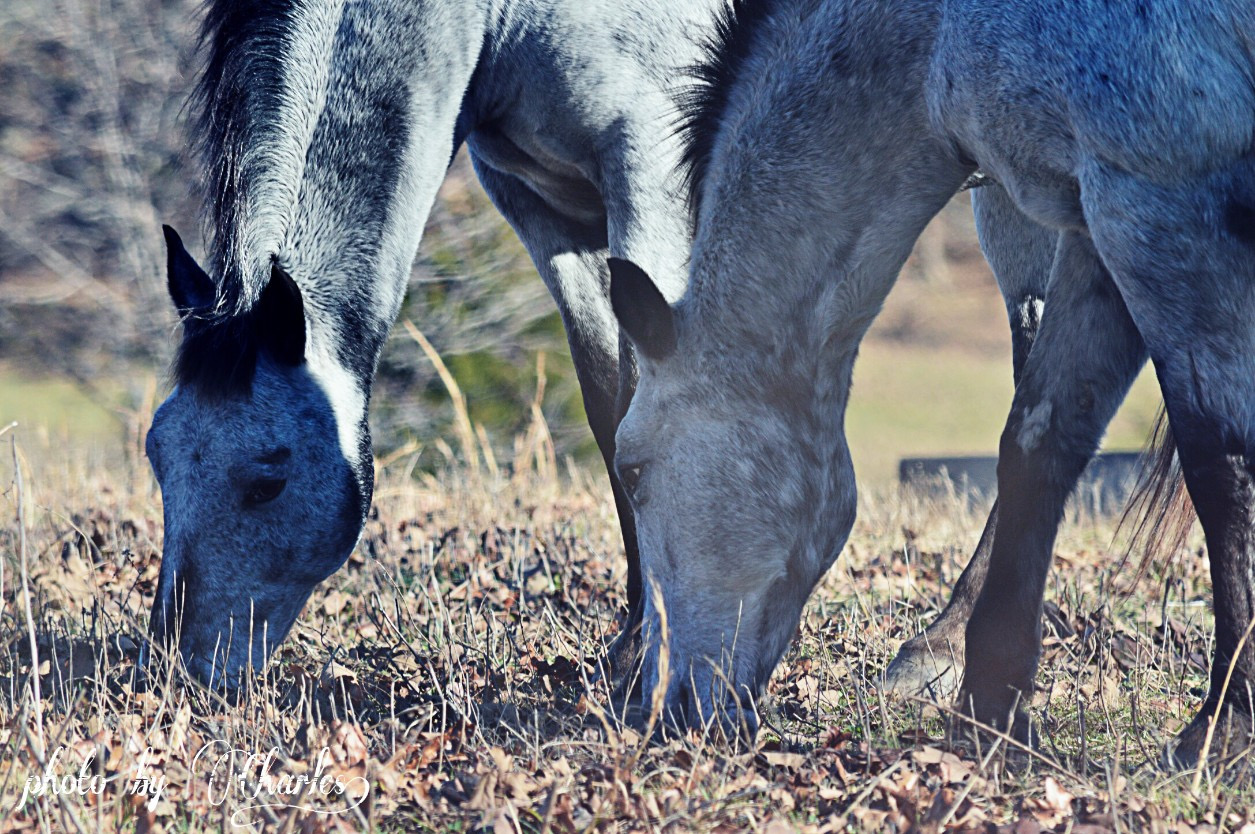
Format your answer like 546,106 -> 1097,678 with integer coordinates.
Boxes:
163,225 -> 214,313
256,262 -> 306,365
609,257 -> 676,361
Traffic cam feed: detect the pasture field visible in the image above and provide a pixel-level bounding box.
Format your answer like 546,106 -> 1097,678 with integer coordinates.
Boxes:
1,422 -> 1252,834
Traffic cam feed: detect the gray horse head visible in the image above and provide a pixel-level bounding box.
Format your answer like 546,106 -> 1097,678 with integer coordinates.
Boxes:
143,227 -> 372,688
608,257 -> 857,738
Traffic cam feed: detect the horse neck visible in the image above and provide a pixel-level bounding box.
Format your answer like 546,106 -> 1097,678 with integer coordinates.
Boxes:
684,0 -> 969,377
209,0 -> 497,386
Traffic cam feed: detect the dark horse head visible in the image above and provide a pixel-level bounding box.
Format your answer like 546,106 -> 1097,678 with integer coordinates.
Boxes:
143,227 -> 372,688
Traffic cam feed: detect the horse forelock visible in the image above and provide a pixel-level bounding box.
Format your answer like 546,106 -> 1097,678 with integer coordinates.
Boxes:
192,0 -> 302,313
173,309 -> 262,399
674,0 -> 777,226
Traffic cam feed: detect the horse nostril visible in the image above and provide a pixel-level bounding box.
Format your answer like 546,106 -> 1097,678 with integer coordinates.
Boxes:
147,564 -> 193,657
662,680 -> 693,734
147,599 -> 173,643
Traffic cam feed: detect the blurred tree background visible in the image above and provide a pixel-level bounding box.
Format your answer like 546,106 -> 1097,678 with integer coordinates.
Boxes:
0,0 -> 1161,480
0,0 -> 592,468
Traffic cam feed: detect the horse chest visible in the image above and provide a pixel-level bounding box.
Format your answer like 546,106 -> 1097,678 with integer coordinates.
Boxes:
928,73 -> 1088,231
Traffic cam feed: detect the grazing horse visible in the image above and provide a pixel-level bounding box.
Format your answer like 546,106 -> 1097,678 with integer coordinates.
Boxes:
144,0 -> 1047,695
145,0 -> 724,685
609,0 -> 1255,766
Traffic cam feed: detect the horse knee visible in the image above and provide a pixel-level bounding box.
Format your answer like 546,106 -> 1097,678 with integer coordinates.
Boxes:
1012,400 -> 1052,454
999,398 -> 1092,486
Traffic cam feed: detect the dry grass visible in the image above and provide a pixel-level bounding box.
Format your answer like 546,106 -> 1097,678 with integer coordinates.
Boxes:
1,421 -> 1253,833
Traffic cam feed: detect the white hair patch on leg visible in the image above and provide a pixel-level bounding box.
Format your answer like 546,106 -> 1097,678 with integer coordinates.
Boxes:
1017,402 -> 1053,453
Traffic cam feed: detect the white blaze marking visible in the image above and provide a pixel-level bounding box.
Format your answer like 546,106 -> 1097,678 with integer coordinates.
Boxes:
307,351 -> 365,462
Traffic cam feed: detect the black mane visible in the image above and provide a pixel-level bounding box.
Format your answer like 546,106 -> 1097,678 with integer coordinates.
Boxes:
172,1 -> 302,396
192,0 -> 298,312
675,0 -> 777,225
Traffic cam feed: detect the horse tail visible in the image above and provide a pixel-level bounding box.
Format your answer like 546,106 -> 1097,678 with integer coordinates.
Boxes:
1114,405 -> 1196,590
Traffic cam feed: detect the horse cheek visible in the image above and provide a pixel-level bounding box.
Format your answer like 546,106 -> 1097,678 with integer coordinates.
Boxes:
286,462 -> 365,586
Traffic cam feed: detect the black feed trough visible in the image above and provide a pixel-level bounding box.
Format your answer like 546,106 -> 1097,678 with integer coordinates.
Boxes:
898,451 -> 1144,515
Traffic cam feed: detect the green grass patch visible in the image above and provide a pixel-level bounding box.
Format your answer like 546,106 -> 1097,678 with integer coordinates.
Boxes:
847,342 -> 1162,483
0,365 -> 119,444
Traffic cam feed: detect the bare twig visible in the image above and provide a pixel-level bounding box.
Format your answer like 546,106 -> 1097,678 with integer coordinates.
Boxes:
403,318 -> 479,474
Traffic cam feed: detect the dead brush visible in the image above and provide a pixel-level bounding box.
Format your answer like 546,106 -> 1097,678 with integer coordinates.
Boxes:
1,417 -> 1254,831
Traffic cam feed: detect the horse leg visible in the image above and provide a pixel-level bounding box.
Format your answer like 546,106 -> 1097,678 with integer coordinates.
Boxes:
1162,445 -> 1255,770
469,161 -> 644,674
884,184 -> 1057,697
1080,159 -> 1255,770
957,230 -> 1146,743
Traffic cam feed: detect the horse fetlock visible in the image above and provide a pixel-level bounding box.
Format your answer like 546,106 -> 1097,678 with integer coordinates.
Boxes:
946,706 -> 1038,767
955,627 -> 1038,741
964,617 -> 1039,681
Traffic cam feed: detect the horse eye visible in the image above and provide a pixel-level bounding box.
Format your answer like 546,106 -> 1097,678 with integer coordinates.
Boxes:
244,478 -> 286,507
618,463 -> 644,495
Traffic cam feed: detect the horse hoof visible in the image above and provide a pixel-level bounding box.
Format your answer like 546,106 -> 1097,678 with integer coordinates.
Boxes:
881,630 -> 964,699
594,618 -> 643,687
946,703 -> 1038,765
1161,703 -> 1254,775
